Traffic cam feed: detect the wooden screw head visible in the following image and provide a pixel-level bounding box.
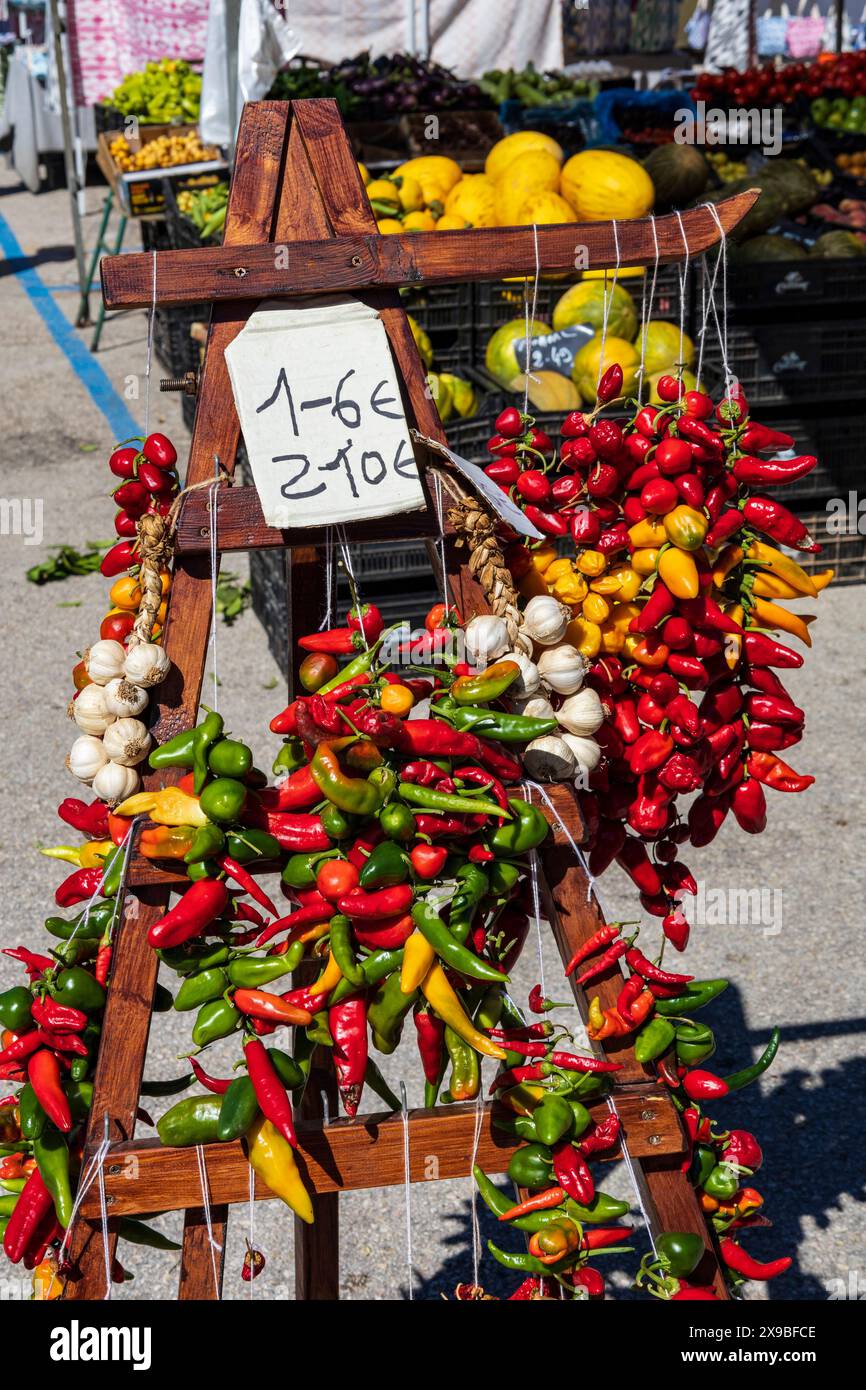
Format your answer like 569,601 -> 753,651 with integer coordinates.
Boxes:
234,267 -> 248,278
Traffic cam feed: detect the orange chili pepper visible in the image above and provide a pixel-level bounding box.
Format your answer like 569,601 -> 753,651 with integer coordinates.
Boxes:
498,1187 -> 567,1221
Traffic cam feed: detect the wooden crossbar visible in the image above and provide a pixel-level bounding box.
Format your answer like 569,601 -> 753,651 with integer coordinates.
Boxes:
63,99 -> 745,1301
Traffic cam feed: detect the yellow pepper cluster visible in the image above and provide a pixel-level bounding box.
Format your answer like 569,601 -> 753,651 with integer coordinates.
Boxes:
517,543 -> 645,661
109,131 -> 218,173
713,538 -> 833,649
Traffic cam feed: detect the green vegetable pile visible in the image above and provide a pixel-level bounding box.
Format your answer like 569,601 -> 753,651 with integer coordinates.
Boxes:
479,63 -> 595,108
177,181 -> 229,242
105,59 -> 202,124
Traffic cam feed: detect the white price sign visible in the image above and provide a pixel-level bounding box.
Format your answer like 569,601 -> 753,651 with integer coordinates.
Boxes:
225,296 -> 426,529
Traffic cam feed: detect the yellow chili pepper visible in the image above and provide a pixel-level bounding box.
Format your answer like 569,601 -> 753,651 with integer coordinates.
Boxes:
608,563 -> 642,600
39,844 -> 84,868
499,1083 -> 546,1116
544,558 -> 575,583
401,930 -> 436,994
611,601 -> 641,632
308,949 -> 343,998
810,568 -> 834,592
531,545 -> 558,576
582,592 -> 611,624
576,550 -> 607,578
658,547 -> 700,600
628,519 -> 667,548
588,573 -> 622,595
115,787 -> 209,827
749,597 -> 815,647
664,505 -> 708,552
565,616 -> 602,658
725,603 -> 744,671
712,544 -> 743,589
752,572 -> 801,601
745,540 -> 818,597
246,1116 -> 314,1224
551,573 -> 588,605
420,962 -> 507,1060
631,547 -> 660,577
599,621 -> 626,654
518,569 -> 549,599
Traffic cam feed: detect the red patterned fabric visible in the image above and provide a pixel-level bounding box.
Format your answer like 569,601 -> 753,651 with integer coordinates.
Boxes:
66,0 -> 209,107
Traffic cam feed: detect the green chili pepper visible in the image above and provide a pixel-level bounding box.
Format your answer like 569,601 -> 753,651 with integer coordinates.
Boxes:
364,1057 -> 401,1111
269,1049 -> 304,1090
199,777 -> 248,824
191,998 -> 241,1047
0,1179 -> 25,1194
49,967 -> 105,1013
475,985 -> 503,1031
703,1162 -> 741,1200
184,824 -> 226,865
507,1142 -> 554,1190
207,737 -> 253,779
292,1028 -> 316,1092
34,1125 -> 74,1227
0,986 -> 33,1032
118,1217 -> 182,1251
675,1022 -> 716,1066
489,799 -> 549,855
488,861 -> 521,896
66,1080 -> 93,1124
379,802 -> 416,841
656,1230 -> 705,1279
99,841 -> 127,899
157,943 -> 231,976
157,1095 -> 223,1147
451,663 -> 521,704
397,782 -> 511,820
368,973 -> 417,1053
44,900 -> 113,941
319,803 -> 353,840
315,626 -> 398,695
328,914 -> 366,987
359,841 -> 409,889
487,1241 -> 574,1276
273,738 -> 306,776
227,957 -> 292,989
225,828 -> 282,864
492,1111 -> 539,1142
218,1075 -> 260,1142
411,900 -> 507,984
0,1195 -> 18,1218
690,1143 -> 717,1190
329,948 -> 404,1006
567,1100 -> 592,1137
447,706 -> 558,744
449,863 -> 490,943
444,1025 -> 480,1101
281,849 -> 340,889
19,1084 -> 46,1140
654,979 -> 729,1016
723,1027 -> 780,1092
173,967 -> 229,1012
187,859 -> 220,881
306,1011 -> 334,1047
634,1017 -> 676,1064
533,1094 -> 574,1146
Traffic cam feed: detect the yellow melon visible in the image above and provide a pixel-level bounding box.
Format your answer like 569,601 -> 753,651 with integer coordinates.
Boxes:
560,149 -> 654,221
636,320 -> 695,374
392,156 -> 463,198
553,280 -> 638,338
494,149 -> 562,226
444,174 -> 497,227
408,314 -> 433,368
507,370 -> 580,411
514,190 -> 577,226
485,130 -> 563,183
486,317 -> 552,385
572,334 -> 640,404
402,209 -> 437,232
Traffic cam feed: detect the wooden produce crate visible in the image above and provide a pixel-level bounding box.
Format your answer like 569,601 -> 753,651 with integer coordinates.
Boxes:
95,124 -> 226,218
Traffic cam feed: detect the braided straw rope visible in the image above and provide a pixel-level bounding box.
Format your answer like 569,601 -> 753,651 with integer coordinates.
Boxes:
446,496 -> 522,647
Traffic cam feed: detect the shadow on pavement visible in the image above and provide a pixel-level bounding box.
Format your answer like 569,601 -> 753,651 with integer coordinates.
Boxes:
0,244 -> 76,275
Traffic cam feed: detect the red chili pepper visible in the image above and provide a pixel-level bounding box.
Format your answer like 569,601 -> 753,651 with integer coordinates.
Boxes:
497,1038 -> 548,1058
28,1050 -> 72,1132
31,997 -> 87,1034
257,766 -> 320,812
588,819 -> 627,878
54,866 -> 104,908
572,1266 -> 605,1298
629,583 -> 676,636
616,838 -> 663,896
57,797 -> 110,839
577,1112 -> 621,1156
553,1141 -> 595,1204
660,860 -> 698,899
597,522 -> 631,556
298,627 -> 360,655
581,1226 -> 632,1250
244,809 -> 331,852
468,844 -> 494,864
625,948 -> 692,987
676,472 -> 705,508
731,454 -> 816,487
546,1052 -> 623,1073
705,508 -> 743,548
329,997 -> 367,1117
597,362 -> 623,404
665,653 -> 709,687
0,1032 -> 44,1066
747,751 -> 814,794
485,458 -> 520,486
719,1238 -> 791,1282
353,913 -> 415,950
574,938 -> 630,988
744,692 -> 804,727
234,989 -> 313,1026
2,1169 -> 54,1265
677,416 -> 721,452
147,880 -> 229,950
188,1058 -> 231,1094
627,730 -> 674,776
256,903 -> 335,948
337,884 -> 413,920
409,844 -> 448,880
747,666 -> 788,699
569,508 -> 602,547
742,632 -> 803,670
217,856 -> 278,918
564,922 -> 622,976
347,603 -> 383,643
746,720 -> 802,753
489,1063 -> 546,1093
523,504 -> 568,537
738,422 -> 793,453
244,1038 -> 297,1146
413,1007 -> 445,1087
742,497 -> 819,551
100,539 -> 137,577
682,1069 -> 729,1101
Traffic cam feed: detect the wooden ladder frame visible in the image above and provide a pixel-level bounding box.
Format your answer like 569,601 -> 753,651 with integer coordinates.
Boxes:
64,100 -> 756,1301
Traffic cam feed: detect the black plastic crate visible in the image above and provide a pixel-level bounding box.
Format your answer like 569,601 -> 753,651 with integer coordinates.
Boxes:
162,174 -> 227,250
153,304 -> 208,378
725,257 -> 866,312
401,282 -> 474,372
702,321 -> 866,408
139,218 -> 173,252
790,507 -> 866,586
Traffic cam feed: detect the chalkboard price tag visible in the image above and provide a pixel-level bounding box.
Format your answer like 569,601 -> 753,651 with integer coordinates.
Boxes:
513,323 -> 595,377
225,296 -> 426,529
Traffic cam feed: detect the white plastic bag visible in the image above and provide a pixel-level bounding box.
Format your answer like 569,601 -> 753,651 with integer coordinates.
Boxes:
201,0 -> 298,147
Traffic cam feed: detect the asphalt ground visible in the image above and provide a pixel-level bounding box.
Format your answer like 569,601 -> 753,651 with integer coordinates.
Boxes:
0,168 -> 864,1303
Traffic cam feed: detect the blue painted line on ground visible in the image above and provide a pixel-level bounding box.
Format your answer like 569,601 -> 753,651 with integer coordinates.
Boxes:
0,211 -> 141,440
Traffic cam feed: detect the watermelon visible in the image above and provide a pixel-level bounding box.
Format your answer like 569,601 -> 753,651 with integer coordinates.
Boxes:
736,235 -> 808,262
643,144 -> 709,209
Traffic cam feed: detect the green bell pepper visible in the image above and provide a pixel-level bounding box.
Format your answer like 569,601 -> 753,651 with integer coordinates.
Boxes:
199,777 -> 248,824
0,986 -> 33,1032
702,1162 -> 741,1201
379,802 -> 416,841
184,824 -> 226,865
207,737 -> 253,779
506,1141 -> 554,1190
489,799 -> 549,855
359,840 -> 409,890
217,1076 -> 259,1142
282,849 -> 340,889
157,1096 -> 223,1147
319,803 -> 354,840
49,967 -> 105,1013
191,998 -> 241,1047
675,1021 -> 716,1066
655,1230 -> 705,1279
533,1094 -> 574,1145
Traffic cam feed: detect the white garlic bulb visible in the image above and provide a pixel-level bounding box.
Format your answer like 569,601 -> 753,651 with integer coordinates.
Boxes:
67,735 -> 109,784
84,639 -> 126,686
123,642 -> 170,689
463,615 -> 510,668
71,683 -> 115,736
499,650 -> 540,698
103,677 -> 149,719
102,717 -> 151,767
523,735 -> 577,782
521,595 -> 569,647
92,760 -> 140,805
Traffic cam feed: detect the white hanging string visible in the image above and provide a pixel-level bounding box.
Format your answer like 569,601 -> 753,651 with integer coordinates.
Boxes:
337,526 -> 368,651
695,238 -> 725,388
431,471 -> 450,612
195,1143 -> 223,1296
247,1161 -> 256,1300
595,220 -> 621,393
604,1094 -> 659,1260
636,215 -> 661,402
207,458 -> 221,713
55,1116 -> 112,1295
527,847 -> 547,998
469,1088 -> 485,1286
522,779 -> 597,904
703,202 -> 735,406
143,250 -> 157,438
399,1081 -> 414,1300
673,211 -> 692,381
318,528 -> 335,630
522,223 -> 542,416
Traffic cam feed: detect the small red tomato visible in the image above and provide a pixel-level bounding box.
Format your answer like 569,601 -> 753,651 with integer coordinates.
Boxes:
141,432 -> 177,469
655,438 -> 693,476
495,406 -> 525,438
108,445 -> 139,479
100,611 -> 135,643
